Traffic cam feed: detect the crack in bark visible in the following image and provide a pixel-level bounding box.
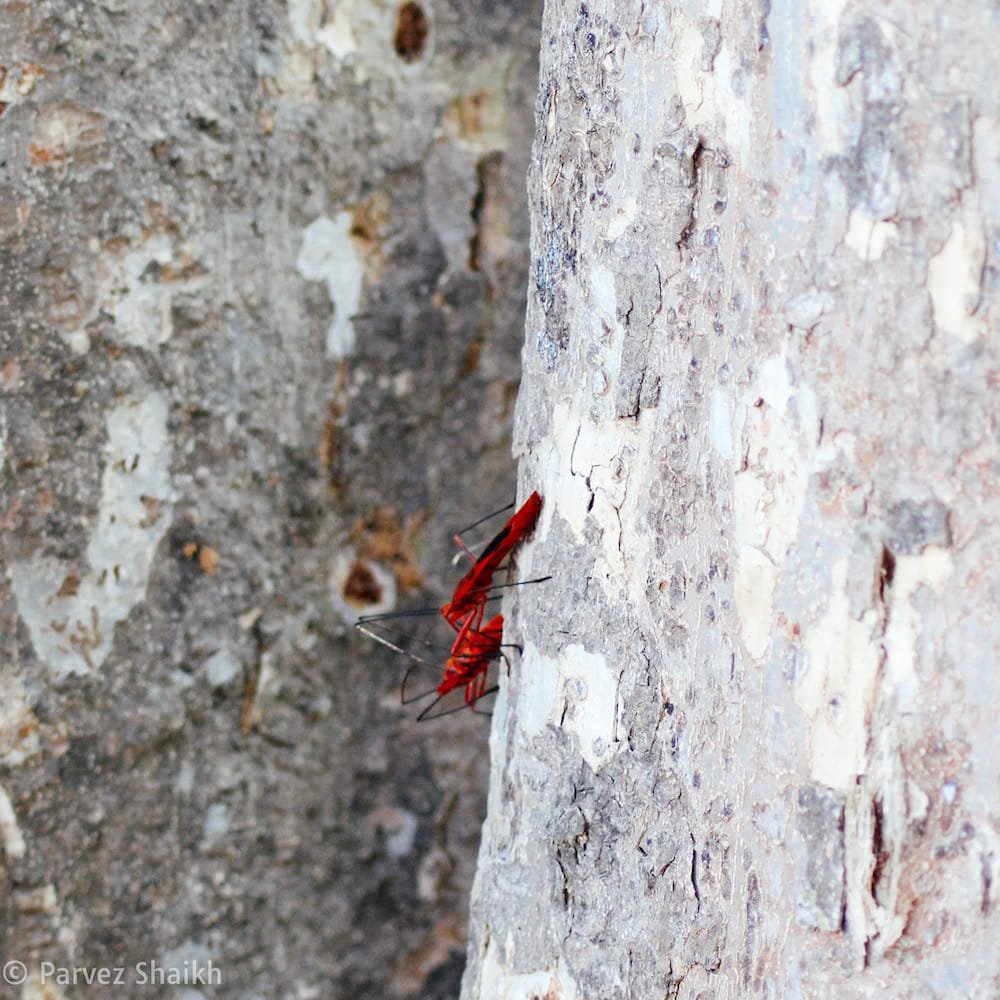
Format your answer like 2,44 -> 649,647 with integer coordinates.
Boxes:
690,832 -> 701,912
676,140 -> 706,251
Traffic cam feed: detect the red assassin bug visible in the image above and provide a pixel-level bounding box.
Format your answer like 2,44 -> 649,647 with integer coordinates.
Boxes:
356,490 -> 544,718
415,612 -> 506,720
439,490 -> 542,634
356,610 -> 509,719
441,490 -> 542,700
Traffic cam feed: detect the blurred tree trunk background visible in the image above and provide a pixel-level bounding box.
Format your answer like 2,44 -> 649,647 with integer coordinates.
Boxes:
463,1 -> 999,998
1,1 -> 541,996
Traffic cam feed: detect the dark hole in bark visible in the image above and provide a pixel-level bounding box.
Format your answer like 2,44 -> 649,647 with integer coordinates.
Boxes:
879,544 -> 896,602
394,2 -> 429,62
343,560 -> 382,606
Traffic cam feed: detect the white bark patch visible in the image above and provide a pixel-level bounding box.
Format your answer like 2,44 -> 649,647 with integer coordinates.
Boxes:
290,0 -> 375,59
588,264 -> 617,324
927,219 -> 987,343
102,234 -> 180,348
517,648 -> 561,740
477,940 -> 579,1000
365,805 -> 419,858
287,0 -> 325,45
0,784 -> 26,860
606,195 -> 637,240
10,393 -> 175,678
675,19 -> 716,130
710,43 -> 750,163
316,7 -> 357,59
882,547 -> 954,710
202,802 -> 231,842
296,214 -> 363,360
203,648 -> 241,689
806,0 -> 852,155
733,354 -> 817,660
796,558 -> 881,791
708,388 -> 733,460
732,546 -> 776,661
536,427 -> 585,532
844,209 -> 897,261
283,1 -> 433,84
585,266 -> 622,398
64,233 -> 203,354
0,61 -> 45,110
571,422 -> 630,565
0,675 -> 40,767
783,288 -> 834,331
521,646 -> 619,772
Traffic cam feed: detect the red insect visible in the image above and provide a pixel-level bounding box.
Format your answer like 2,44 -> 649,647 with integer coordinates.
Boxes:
356,490 -> 544,719
357,611 -> 508,719
439,490 -> 542,633
418,612 -> 505,720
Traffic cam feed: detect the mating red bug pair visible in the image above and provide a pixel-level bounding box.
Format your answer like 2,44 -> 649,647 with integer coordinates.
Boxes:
356,491 -> 544,720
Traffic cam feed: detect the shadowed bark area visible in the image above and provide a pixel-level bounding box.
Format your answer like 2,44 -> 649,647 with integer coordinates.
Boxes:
463,1 -> 999,997
0,0 -> 541,995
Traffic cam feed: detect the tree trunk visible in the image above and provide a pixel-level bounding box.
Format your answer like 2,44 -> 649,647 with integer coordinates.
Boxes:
1,1 -> 540,996
463,1 -> 998,997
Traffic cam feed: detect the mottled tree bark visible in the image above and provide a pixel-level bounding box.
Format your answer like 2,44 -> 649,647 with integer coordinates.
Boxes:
0,1 -> 540,997
464,1 -> 998,997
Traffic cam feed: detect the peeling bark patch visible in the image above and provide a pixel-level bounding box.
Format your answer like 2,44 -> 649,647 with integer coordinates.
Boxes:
0,676 -> 40,767
520,646 -> 619,771
844,209 -> 897,261
394,3 -> 429,62
927,219 -> 987,343
881,547 -> 953,709
10,393 -> 175,678
477,941 -> 580,1000
468,152 -> 504,272
796,557 -> 880,790
732,546 -> 775,661
0,784 -> 26,860
708,388 -> 733,459
75,230 -> 204,353
556,646 -> 620,771
296,214 -> 364,360
733,355 -> 818,660
28,100 -> 106,172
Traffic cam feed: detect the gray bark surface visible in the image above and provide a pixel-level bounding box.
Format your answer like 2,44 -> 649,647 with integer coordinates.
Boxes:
463,1 -> 999,998
0,1 -> 540,996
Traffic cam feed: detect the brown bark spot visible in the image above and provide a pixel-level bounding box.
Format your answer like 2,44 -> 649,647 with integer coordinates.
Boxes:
197,545 -> 219,575
343,559 -> 383,606
394,2 -> 429,62
181,542 -> 219,575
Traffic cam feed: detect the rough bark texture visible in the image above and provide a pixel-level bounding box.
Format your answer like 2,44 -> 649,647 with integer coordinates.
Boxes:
0,1 -> 540,997
464,1 -> 998,998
